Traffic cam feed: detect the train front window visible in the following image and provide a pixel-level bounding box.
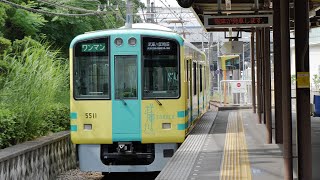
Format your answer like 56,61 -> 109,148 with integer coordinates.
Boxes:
142,37 -> 179,98
73,38 -> 110,99
114,56 -> 137,99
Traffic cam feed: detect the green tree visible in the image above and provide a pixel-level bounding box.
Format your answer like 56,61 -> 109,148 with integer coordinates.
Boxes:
3,1 -> 47,40
0,3 -> 9,36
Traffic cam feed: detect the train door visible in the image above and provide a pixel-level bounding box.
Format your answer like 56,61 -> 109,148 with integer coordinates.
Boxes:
112,55 -> 140,141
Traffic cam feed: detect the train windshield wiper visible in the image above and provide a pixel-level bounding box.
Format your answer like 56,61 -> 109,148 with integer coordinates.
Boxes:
119,97 -> 127,105
155,99 -> 162,106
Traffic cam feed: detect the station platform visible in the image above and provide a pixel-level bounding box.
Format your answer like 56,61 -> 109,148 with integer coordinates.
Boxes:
156,109 -> 320,180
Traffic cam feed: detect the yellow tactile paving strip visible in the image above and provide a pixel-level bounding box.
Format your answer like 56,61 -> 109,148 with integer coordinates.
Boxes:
220,111 -> 252,180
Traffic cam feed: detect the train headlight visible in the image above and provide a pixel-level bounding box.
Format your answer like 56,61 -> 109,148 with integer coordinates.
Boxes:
162,123 -> 171,129
128,37 -> 137,46
84,124 -> 92,130
114,37 -> 123,46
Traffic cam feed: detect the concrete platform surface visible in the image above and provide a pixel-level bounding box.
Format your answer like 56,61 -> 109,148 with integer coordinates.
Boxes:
156,109 -> 320,180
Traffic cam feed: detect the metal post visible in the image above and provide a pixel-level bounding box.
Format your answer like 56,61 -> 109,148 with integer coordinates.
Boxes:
218,0 -> 222,13
294,0 -> 312,179
251,30 -> 256,113
273,0 -> 283,144
217,40 -> 220,92
208,33 -> 212,67
243,44 -> 245,80
125,0 -> 133,28
255,0 -> 259,10
264,27 -> 272,144
224,69 -> 227,104
256,28 -> 262,124
280,0 -> 293,178
261,28 -> 265,124
202,32 -> 204,51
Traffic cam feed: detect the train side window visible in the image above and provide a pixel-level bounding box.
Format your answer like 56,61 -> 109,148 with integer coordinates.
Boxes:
193,62 -> 196,95
200,65 -> 203,92
204,67 -> 206,91
73,37 -> 110,99
186,59 -> 189,82
187,59 -> 189,99
142,37 -> 179,98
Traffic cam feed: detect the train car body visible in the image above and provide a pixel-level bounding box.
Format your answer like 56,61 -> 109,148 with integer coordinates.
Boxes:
70,23 -> 210,172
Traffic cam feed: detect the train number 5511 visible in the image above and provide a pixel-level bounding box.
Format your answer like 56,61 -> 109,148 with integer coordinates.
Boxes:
85,113 -> 97,119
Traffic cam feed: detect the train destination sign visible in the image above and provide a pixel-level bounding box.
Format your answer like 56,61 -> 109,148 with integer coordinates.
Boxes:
143,37 -> 177,56
204,14 -> 273,28
147,41 -> 171,50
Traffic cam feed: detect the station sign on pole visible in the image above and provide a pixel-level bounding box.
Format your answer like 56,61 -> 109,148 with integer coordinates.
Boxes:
231,81 -> 247,93
204,14 -> 273,28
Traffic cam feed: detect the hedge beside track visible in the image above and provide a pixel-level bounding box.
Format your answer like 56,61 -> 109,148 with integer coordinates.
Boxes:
0,131 -> 76,180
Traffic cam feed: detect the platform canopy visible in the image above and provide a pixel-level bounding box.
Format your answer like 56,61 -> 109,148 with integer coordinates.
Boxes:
176,0 -> 320,32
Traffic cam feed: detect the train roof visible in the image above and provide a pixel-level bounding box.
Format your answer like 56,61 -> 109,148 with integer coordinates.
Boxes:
119,23 -> 174,32
70,23 -> 182,48
70,23 -> 204,56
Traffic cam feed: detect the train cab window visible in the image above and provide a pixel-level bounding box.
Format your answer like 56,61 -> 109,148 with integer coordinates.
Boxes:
73,38 -> 110,99
142,37 -> 179,98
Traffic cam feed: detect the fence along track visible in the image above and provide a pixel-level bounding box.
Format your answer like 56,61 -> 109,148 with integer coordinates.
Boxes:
0,131 -> 76,180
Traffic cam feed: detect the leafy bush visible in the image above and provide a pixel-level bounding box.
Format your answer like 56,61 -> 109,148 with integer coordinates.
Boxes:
41,103 -> 70,133
0,109 -> 17,148
0,104 -> 69,149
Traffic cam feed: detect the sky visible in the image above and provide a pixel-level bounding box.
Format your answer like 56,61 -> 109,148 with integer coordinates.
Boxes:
140,0 -> 180,8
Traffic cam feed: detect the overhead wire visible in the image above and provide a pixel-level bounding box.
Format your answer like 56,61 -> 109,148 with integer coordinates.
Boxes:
36,0 -> 124,25
162,0 -> 209,41
158,0 -> 197,39
0,0 -> 110,17
35,0 -> 100,13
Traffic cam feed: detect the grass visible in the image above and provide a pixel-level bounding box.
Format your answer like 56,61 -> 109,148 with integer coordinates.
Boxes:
0,40 -> 69,143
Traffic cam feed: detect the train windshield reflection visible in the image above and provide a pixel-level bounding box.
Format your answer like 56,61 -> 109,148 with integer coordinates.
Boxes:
142,37 -> 179,98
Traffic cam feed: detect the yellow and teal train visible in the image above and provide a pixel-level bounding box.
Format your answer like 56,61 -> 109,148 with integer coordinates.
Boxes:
70,23 -> 210,172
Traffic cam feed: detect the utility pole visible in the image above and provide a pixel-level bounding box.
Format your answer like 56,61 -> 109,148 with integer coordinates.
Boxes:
146,0 -> 150,23
125,0 -> 133,28
151,2 -> 155,23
